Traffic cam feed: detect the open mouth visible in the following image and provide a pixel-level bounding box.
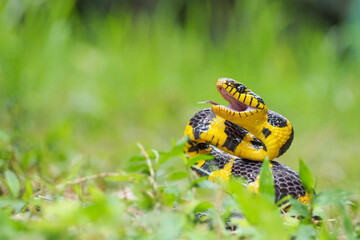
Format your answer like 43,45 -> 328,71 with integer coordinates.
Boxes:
200,83 -> 257,113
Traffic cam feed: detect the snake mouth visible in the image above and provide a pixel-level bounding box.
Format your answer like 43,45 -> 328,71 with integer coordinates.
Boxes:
216,83 -> 258,112
201,91 -> 255,113
204,78 -> 265,117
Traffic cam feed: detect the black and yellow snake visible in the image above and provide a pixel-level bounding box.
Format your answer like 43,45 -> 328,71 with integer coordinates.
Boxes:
184,78 -> 310,205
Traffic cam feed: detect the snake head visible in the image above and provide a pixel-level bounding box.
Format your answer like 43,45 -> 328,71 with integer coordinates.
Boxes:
210,78 -> 268,125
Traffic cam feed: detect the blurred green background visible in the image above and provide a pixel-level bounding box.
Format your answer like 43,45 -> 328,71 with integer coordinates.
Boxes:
0,0 -> 359,197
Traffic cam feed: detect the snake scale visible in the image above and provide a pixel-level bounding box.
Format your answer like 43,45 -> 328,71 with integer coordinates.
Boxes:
184,78 -> 310,205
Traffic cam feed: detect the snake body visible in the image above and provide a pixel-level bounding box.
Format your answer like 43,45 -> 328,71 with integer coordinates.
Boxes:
184,78 -> 310,204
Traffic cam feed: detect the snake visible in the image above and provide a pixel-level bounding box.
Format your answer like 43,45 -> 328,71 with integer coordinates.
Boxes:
184,78 -> 310,205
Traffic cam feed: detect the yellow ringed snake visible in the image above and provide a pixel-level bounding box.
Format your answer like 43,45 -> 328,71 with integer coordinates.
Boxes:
184,78 -> 310,205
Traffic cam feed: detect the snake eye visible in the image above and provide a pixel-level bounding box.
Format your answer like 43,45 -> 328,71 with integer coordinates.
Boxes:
236,84 -> 245,93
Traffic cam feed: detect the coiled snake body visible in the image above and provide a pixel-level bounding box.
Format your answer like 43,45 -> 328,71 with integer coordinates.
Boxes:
184,78 -> 310,204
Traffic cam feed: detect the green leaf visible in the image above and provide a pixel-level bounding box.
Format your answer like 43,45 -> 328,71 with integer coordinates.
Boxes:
164,185 -> 180,198
157,138 -> 187,164
129,152 -> 157,162
164,193 -> 176,207
167,171 -> 187,180
312,207 -> 327,221
296,225 -> 316,240
126,152 -> 156,172
194,201 -> 214,213
313,189 -> 352,207
163,186 -> 180,207
286,197 -> 310,218
173,137 -> 188,147
196,180 -> 219,189
337,203 -> 355,239
191,176 -> 208,186
298,158 -> 315,193
0,197 -> 26,213
259,158 -> 275,202
126,162 -> 148,172
105,173 -> 144,182
4,171 -> 20,198
23,179 -> 33,200
186,154 -> 214,167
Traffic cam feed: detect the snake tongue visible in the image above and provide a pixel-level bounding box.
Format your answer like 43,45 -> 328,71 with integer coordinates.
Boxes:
199,100 -> 249,112
198,100 -> 219,105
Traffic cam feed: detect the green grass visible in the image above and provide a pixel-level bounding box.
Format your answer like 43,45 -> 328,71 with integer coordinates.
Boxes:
0,0 -> 359,238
